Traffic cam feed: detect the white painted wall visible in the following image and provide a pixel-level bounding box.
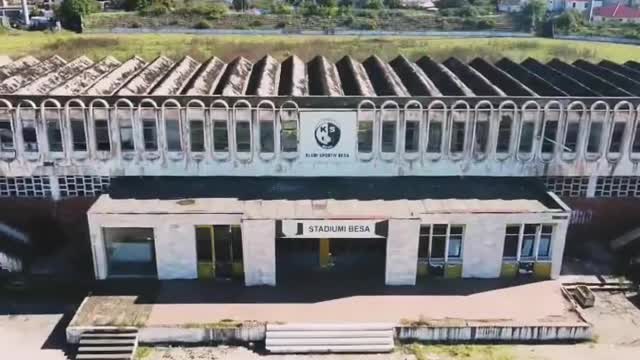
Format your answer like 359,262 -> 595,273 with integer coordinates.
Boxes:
385,219 -> 421,285
241,219 -> 276,286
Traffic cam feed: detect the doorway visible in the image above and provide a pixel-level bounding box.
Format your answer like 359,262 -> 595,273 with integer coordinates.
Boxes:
276,237 -> 386,285
195,225 -> 243,280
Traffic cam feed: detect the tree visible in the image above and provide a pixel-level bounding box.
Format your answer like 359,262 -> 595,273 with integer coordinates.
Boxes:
555,10 -> 585,32
383,0 -> 402,8
233,0 -> 252,11
57,0 -> 99,32
519,0 -> 547,32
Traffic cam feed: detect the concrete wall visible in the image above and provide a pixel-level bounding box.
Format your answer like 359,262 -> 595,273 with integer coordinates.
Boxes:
396,324 -> 592,342
241,219 -> 276,286
385,219 -> 420,285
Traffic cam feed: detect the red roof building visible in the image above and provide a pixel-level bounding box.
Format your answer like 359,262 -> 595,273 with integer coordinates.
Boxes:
593,3 -> 640,23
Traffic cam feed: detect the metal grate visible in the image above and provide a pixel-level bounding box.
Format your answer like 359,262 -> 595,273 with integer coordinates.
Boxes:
58,176 -> 110,198
595,176 -> 640,197
542,176 -> 589,197
0,176 -> 51,198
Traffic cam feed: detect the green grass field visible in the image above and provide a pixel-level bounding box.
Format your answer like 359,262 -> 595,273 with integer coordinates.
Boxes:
2,31 -> 640,63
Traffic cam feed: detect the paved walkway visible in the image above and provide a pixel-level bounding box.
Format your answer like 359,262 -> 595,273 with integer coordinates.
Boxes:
146,280 -> 580,326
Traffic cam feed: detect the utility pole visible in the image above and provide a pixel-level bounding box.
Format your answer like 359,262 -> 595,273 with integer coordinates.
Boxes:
21,0 -> 30,27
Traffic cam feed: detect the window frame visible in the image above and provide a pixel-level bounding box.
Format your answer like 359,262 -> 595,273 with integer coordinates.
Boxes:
89,99 -> 113,158
608,101 -> 633,162
162,99 -> 184,160
502,223 -> 554,262
139,99 -> 160,158
403,100 -> 422,160
42,98 -> 65,158
186,100 -> 207,157
516,101 -> 540,162
495,101 -> 517,160
233,100 -> 253,161
539,101 -> 563,162
631,103 -> 640,162
585,101 -> 609,161
471,101 -> 493,161
210,100 -> 231,161
417,223 -> 465,264
425,100 -> 446,160
65,99 -> 89,159
279,101 -> 299,159
114,98 -> 137,159
356,100 -> 376,160
256,100 -> 276,160
448,101 -> 470,161
17,100 -> 40,160
379,100 -> 400,159
561,101 -> 586,162
0,99 -> 16,160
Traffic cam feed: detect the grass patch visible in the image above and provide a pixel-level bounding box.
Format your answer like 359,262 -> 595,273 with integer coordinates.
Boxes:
134,346 -> 153,360
404,343 -> 516,360
2,33 -> 640,63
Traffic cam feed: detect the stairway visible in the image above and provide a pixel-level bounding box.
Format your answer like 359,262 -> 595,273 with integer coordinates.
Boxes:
265,323 -> 395,353
75,329 -> 138,360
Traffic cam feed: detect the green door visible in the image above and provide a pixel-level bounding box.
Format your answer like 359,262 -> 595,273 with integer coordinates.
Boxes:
196,226 -> 215,279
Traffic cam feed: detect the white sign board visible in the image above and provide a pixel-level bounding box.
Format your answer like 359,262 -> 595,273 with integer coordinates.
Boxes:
299,111 -> 356,162
281,220 -> 383,238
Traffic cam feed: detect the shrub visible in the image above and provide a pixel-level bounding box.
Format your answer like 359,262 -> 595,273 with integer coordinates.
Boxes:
554,9 -> 585,32
275,21 -> 287,28
438,0 -> 469,8
270,2 -> 293,14
129,20 -> 143,28
250,19 -> 263,27
458,5 -> 479,17
139,3 -> 170,15
477,18 -> 496,29
124,0 -> 150,11
57,0 -> 100,30
365,0 -> 384,9
193,20 -> 212,29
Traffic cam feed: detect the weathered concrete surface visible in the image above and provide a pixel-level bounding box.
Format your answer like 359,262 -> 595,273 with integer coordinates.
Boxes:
241,219 -> 276,286
385,219 -> 420,285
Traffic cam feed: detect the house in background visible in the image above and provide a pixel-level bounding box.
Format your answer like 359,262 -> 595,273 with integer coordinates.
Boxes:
498,0 -> 602,12
592,3 -> 640,22
498,0 -> 525,13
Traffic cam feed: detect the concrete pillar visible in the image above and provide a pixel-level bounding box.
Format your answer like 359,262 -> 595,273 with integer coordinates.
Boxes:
241,219 -> 276,286
385,218 -> 420,286
586,174 -> 598,198
550,218 -> 569,279
49,175 -> 60,200
154,223 -> 197,279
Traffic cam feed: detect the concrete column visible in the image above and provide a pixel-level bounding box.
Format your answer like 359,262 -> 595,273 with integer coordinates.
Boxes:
154,223 -> 198,279
586,174 -> 598,198
241,219 -> 276,286
550,218 -> 569,279
49,175 -> 60,200
87,215 -> 107,280
385,218 -> 420,286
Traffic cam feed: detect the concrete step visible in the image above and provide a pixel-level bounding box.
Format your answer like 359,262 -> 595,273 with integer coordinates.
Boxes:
268,330 -> 394,338
81,333 -> 138,338
79,339 -> 136,345
76,355 -> 132,360
267,323 -> 395,331
266,344 -> 395,353
267,337 -> 394,346
78,346 -> 135,352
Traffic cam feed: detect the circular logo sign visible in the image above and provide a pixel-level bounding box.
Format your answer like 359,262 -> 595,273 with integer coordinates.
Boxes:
314,121 -> 341,149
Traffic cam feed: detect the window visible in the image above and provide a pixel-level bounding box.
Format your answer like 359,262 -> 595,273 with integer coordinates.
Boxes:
519,121 -> 535,153
190,120 -> 205,152
503,225 -> 520,258
259,121 -> 275,153
141,108 -> 157,151
448,225 -> 463,258
633,122 -> 640,153
187,105 -> 205,153
236,121 -> 251,153
164,107 -> 182,152
521,224 -> 537,258
0,111 -> 13,151
117,108 -> 134,151
609,122 -> 626,153
502,224 -> 554,261
450,121 -> 465,154
417,224 -> 464,261
68,107 -> 87,152
473,106 -> 491,156
211,106 -> 229,153
104,227 -> 156,277
496,115 -> 512,153
280,109 -> 298,153
541,120 -> 558,154
358,121 -> 373,153
45,108 -> 63,152
538,225 -> 553,258
563,121 -> 580,153
405,119 -> 419,153
20,107 -> 38,152
92,107 -> 110,152
381,121 -> 396,153
142,118 -> 157,151
426,119 -> 442,153
586,121 -> 603,153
